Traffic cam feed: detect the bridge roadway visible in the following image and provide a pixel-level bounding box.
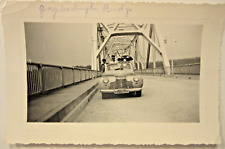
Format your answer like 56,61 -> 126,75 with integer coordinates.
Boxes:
74,75 -> 200,122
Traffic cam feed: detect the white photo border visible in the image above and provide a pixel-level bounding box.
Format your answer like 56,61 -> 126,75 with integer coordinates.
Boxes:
3,1 -> 224,145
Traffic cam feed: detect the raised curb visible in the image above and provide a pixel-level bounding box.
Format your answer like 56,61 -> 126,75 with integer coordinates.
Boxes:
32,83 -> 98,122
61,86 -> 98,122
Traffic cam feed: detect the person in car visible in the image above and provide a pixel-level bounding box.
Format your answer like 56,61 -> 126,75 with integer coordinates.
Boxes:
110,55 -> 117,64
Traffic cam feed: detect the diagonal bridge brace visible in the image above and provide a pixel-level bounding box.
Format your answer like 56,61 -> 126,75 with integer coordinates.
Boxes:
95,30 -> 170,74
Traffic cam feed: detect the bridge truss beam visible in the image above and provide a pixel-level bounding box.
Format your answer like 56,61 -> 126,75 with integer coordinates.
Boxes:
93,23 -> 171,74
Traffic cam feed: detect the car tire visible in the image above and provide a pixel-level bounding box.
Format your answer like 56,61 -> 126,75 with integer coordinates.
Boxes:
136,90 -> 142,97
102,93 -> 108,99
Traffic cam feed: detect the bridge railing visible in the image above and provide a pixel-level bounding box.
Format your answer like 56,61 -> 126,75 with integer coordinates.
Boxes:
136,63 -> 200,75
27,62 -> 101,96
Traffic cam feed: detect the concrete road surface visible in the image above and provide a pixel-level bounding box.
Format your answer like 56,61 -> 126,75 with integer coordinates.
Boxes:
75,75 -> 199,122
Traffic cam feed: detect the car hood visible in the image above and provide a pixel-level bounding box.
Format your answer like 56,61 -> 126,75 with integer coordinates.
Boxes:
103,70 -> 134,77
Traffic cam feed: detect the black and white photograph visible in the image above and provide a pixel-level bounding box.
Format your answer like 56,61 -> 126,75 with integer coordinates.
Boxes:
26,23 -> 202,123
3,1 -> 224,145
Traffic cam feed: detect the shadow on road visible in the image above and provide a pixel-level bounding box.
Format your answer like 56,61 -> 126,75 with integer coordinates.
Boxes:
102,92 -> 142,99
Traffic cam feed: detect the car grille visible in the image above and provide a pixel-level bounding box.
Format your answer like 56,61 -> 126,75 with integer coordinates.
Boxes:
110,79 -> 133,89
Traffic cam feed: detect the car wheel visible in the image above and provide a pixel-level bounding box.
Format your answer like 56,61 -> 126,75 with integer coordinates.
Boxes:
136,90 -> 142,97
102,93 -> 108,99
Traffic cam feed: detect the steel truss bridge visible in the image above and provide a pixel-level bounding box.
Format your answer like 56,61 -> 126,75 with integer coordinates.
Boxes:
92,23 -> 171,74
26,23 -> 200,122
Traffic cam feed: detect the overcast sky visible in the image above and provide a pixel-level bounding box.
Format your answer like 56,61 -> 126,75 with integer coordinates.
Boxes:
25,23 -> 93,67
25,23 -> 202,67
157,24 -> 202,60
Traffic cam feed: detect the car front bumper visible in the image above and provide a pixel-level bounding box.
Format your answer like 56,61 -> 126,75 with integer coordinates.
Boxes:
100,88 -> 142,94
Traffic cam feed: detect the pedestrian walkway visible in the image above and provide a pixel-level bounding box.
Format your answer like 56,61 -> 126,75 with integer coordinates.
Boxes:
28,79 -> 98,122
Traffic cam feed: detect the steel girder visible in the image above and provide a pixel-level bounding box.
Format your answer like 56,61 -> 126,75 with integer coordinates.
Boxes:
95,23 -> 171,74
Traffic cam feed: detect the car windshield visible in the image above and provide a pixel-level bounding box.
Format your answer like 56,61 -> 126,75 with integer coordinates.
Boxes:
107,63 -> 131,71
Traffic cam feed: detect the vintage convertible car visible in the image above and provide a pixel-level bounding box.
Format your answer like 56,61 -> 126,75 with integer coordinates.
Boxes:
99,61 -> 143,99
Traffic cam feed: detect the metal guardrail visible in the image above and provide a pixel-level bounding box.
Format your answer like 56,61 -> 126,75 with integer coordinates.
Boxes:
136,63 -> 200,75
27,62 -> 101,96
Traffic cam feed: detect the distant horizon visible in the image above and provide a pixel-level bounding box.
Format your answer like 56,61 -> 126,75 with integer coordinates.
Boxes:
26,56 -> 200,68
25,23 -> 202,67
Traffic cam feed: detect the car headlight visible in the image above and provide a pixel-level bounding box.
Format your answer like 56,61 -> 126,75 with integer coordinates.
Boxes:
133,77 -> 139,82
103,78 -> 109,83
